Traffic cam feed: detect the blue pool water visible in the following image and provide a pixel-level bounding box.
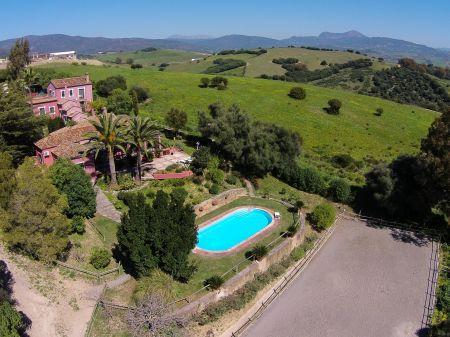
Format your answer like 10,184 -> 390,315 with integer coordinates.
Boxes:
196,208 -> 273,252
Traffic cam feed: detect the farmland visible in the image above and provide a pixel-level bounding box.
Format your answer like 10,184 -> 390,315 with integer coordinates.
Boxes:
40,63 -> 438,182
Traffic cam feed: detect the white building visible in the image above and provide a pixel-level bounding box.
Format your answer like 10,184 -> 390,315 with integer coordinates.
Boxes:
49,51 -> 77,60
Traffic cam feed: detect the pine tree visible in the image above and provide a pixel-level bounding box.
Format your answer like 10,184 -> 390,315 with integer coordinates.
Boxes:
0,153 -> 16,210
6,38 -> 30,80
1,158 -> 70,262
0,83 -> 43,164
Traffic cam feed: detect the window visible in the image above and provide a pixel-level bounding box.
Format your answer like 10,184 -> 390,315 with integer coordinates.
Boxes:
39,107 -> 45,116
78,88 -> 85,99
49,106 -> 55,114
61,90 -> 66,98
69,89 -> 74,97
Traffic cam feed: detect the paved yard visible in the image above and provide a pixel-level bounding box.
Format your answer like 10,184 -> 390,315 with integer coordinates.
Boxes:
142,149 -> 191,178
242,217 -> 433,337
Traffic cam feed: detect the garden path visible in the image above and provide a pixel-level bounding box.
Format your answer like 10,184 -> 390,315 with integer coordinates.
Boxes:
95,187 -> 122,223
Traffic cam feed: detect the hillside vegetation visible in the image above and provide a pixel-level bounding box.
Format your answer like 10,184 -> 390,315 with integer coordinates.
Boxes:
96,49 -> 207,66
40,64 -> 438,182
166,47 -> 387,77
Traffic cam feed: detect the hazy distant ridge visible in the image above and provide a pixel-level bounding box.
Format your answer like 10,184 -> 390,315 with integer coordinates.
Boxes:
0,31 -> 448,64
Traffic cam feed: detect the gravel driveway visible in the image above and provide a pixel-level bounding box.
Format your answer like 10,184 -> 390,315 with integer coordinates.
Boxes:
242,217 -> 433,337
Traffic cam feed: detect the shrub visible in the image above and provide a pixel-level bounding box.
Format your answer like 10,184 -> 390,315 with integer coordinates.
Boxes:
95,75 -> 127,97
285,223 -> 299,237
331,154 -> 355,168
71,216 -> 85,234
209,183 -> 220,195
324,99 -> 342,115
133,269 -> 182,302
296,167 -> 327,195
209,76 -> 228,90
207,168 -> 225,184
245,245 -> 268,261
129,85 -> 149,102
309,203 -> 336,231
288,87 -> 306,100
328,178 -> 351,203
89,247 -> 111,269
130,63 -> 143,69
204,275 -> 224,290
117,173 -> 136,190
374,107 -> 384,116
225,174 -> 238,185
320,60 -> 327,66
200,77 -> 210,88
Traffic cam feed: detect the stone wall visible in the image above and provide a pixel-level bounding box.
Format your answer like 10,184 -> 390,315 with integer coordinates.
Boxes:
194,188 -> 248,216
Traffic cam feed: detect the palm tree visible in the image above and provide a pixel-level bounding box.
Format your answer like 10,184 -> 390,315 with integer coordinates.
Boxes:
125,115 -> 159,182
87,112 -> 126,186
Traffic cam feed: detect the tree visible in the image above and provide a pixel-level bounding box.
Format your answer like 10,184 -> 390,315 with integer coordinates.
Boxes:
0,153 -> 16,211
118,189 -> 197,281
129,89 -> 139,114
324,99 -> 342,115
125,115 -> 159,182
288,87 -> 306,100
209,76 -> 228,90
309,203 -> 336,231
0,300 -> 24,337
125,293 -> 185,337
46,116 -> 65,133
88,112 -> 126,186
190,147 -> 210,175
6,38 -> 30,80
126,58 -> 134,65
200,77 -> 210,88
95,75 -> 127,97
328,178 -> 351,203
165,108 -> 187,135
420,109 -> 450,217
106,89 -> 134,115
115,57 -> 122,64
0,82 -> 43,164
374,107 -> 384,116
89,247 -> 111,269
1,158 -> 70,262
129,85 -> 149,103
320,60 -> 327,66
49,159 -> 96,218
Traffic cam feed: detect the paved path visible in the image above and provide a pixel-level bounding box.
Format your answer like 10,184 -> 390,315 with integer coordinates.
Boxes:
244,179 -> 255,197
241,218 -> 432,337
95,187 -> 122,223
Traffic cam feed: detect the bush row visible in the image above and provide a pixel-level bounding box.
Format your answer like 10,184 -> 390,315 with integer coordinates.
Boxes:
194,233 -> 319,325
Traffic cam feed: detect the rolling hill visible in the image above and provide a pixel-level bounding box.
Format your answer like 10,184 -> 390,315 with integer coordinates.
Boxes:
1,31 -> 449,65
37,63 -> 439,183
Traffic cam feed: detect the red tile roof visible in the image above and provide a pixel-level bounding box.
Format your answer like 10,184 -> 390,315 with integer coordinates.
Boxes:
153,171 -> 193,180
31,95 -> 58,105
35,122 -> 96,159
50,75 -> 91,89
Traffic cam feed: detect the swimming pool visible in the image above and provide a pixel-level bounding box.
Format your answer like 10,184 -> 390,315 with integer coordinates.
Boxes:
196,207 -> 273,253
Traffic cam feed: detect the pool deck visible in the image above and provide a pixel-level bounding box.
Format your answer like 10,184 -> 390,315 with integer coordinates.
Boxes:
193,206 -> 281,257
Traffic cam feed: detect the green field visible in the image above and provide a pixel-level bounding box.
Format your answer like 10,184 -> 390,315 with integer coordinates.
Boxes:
96,49 -> 208,66
166,47 -> 388,77
40,64 -> 438,182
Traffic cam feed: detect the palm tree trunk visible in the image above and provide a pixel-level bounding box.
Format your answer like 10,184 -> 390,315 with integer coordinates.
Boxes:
108,149 -> 118,186
137,147 -> 142,183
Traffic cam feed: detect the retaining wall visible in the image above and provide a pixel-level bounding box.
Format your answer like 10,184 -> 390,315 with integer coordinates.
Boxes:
194,188 -> 248,216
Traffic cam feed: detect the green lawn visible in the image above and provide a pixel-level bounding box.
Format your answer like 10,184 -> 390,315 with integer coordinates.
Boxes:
96,49 -> 207,67
40,64 -> 438,182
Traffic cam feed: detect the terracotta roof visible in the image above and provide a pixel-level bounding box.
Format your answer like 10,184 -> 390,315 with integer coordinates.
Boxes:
50,75 -> 91,89
31,95 -> 58,105
35,122 -> 96,159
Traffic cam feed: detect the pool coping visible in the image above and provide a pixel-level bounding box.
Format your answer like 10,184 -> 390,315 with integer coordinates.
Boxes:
193,206 -> 281,257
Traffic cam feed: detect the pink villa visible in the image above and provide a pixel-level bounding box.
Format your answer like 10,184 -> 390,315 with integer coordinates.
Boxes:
34,121 -> 97,181
31,74 -> 93,122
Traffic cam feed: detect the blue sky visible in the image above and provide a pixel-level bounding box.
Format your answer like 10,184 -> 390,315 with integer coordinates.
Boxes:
1,0 -> 449,47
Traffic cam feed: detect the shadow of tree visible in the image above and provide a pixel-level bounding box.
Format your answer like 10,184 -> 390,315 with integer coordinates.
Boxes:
416,327 -> 430,337
364,219 -> 432,247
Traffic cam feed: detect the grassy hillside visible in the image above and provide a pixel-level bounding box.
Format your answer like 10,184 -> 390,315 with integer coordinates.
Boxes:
166,47 -> 388,77
40,64 -> 438,182
96,49 -> 207,66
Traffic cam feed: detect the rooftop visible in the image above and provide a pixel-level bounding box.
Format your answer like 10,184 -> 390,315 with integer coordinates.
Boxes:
50,74 -> 91,89
31,95 -> 58,104
35,121 -> 96,159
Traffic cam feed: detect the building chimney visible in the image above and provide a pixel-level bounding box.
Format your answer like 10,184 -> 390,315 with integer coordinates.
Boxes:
85,73 -> 90,82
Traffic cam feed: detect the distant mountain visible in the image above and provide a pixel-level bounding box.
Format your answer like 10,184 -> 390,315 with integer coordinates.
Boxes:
1,31 -> 449,65
167,34 -> 213,40
0,34 -> 203,55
